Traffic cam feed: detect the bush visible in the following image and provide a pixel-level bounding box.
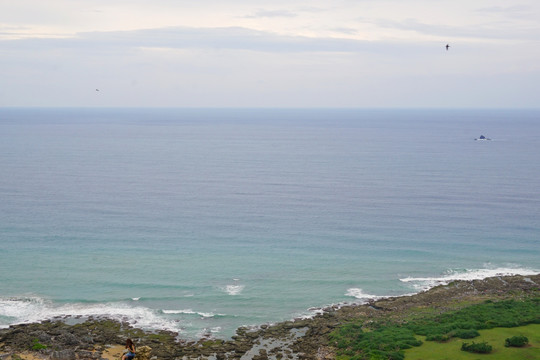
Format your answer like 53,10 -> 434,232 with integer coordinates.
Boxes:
425,334 -> 449,342
31,338 -> 47,351
505,335 -> 529,347
329,323 -> 421,359
451,329 -> 480,339
461,341 -> 492,354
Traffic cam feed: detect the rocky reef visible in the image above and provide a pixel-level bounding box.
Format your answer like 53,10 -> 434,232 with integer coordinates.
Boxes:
1,274 -> 538,360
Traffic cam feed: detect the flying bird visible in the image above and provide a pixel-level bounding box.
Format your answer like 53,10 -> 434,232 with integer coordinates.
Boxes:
95,89 -> 100,91
446,44 -> 450,51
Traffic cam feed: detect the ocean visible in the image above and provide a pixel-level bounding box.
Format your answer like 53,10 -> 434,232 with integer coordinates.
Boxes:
0,108 -> 539,339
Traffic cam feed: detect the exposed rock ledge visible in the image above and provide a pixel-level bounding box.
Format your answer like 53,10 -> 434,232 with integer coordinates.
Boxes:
1,274 -> 538,360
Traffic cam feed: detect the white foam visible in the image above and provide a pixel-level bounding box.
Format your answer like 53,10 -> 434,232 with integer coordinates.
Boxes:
400,266 -> 539,292
345,288 -> 381,300
162,309 -> 222,318
0,296 -> 47,320
162,309 -> 197,315
224,284 -> 245,296
210,326 -> 222,333
196,326 -> 222,338
296,307 -> 325,319
0,297 -> 181,333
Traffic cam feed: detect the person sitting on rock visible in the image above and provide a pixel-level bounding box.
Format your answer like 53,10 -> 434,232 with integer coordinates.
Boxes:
122,338 -> 136,360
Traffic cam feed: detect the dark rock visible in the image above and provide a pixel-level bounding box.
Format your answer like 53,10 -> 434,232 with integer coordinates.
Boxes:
30,330 -> 52,344
58,332 -> 80,346
77,350 -> 102,359
51,349 -> 76,360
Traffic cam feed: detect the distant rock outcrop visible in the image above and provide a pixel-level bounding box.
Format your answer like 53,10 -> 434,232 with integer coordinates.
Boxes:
475,135 -> 491,140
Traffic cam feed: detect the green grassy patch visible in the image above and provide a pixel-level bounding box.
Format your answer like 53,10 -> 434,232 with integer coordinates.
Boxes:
329,297 -> 540,360
404,324 -> 540,360
30,338 -> 47,351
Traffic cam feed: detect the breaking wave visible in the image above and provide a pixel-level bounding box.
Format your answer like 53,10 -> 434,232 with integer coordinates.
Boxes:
0,296 -> 180,333
400,266 -> 539,292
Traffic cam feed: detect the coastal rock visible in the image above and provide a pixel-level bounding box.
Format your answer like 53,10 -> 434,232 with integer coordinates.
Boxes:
30,330 -> 53,344
136,345 -> 152,360
77,350 -> 102,359
51,349 -> 76,360
58,332 -> 80,346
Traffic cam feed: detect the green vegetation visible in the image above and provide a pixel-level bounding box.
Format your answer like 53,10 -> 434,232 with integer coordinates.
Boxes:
407,298 -> 539,340
505,335 -> 529,347
461,341 -> 492,354
31,338 -> 47,351
330,297 -> 540,360
331,323 -> 421,360
405,325 -> 540,360
201,339 -> 225,348
449,329 -> 480,339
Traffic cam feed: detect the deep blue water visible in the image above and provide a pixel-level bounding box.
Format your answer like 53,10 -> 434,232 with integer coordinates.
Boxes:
0,108 -> 539,338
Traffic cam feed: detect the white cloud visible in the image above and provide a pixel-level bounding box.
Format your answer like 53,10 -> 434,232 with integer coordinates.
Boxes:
244,9 -> 298,19
0,0 -> 539,107
1,26 -> 396,53
371,18 -> 540,41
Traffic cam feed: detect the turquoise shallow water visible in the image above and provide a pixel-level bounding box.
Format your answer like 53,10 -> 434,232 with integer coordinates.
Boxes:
0,108 -> 539,338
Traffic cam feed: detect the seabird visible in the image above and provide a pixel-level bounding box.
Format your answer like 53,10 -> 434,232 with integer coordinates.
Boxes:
446,44 -> 450,51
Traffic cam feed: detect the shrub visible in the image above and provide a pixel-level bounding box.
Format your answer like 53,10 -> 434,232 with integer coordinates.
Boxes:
329,323 -> 421,359
425,334 -> 449,342
461,341 -> 492,354
31,338 -> 47,351
505,335 -> 529,347
451,329 -> 480,339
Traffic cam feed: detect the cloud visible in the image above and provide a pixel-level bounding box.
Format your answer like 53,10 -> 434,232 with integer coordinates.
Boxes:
371,18 -> 540,40
329,27 -> 358,35
0,26 -> 401,54
244,9 -> 298,18
475,4 -> 539,21
476,5 -> 532,14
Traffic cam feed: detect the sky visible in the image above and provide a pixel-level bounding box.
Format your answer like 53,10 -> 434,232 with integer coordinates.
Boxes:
1,0 -> 539,108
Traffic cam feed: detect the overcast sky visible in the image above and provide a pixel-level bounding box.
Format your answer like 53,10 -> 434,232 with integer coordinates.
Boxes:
1,0 -> 539,107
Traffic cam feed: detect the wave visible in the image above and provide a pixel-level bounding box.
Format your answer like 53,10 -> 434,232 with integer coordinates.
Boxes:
0,296 -> 180,333
161,309 -> 225,318
343,265 -> 539,303
223,284 -> 245,296
345,288 -> 382,301
399,266 -> 539,292
196,326 -> 222,338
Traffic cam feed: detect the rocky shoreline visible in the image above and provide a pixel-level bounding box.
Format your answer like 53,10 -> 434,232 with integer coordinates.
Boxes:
1,274 -> 538,360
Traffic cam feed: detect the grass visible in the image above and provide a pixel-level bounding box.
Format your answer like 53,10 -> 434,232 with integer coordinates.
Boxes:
404,324 -> 540,360
329,297 -> 540,360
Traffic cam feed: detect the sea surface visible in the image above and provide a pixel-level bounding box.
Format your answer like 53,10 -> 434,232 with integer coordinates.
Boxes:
0,108 -> 539,339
